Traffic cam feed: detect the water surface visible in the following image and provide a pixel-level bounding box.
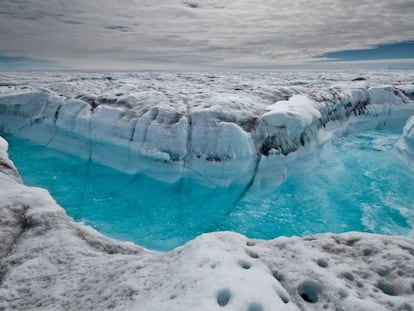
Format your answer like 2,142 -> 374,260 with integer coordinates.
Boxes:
5,129 -> 414,251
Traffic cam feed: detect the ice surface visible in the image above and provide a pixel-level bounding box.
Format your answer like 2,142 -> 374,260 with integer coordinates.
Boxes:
1,71 -> 414,188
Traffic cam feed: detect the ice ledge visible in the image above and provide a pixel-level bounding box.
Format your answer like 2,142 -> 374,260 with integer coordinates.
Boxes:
0,135 -> 414,311
397,115 -> 414,169
1,81 -> 414,188
0,136 -> 21,183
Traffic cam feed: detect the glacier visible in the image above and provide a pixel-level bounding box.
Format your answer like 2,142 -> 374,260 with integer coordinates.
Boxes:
1,71 -> 414,310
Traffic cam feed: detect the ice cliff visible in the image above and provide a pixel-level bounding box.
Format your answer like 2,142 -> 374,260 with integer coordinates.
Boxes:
397,115 -> 414,168
1,72 -> 414,188
0,137 -> 413,311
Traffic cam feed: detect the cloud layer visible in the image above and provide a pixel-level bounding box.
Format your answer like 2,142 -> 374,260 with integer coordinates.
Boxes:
0,0 -> 413,69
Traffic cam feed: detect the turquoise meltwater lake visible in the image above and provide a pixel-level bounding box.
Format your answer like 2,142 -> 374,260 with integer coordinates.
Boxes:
4,129 -> 414,251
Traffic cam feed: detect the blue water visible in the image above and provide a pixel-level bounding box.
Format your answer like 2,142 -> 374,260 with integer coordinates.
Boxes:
4,129 -> 414,251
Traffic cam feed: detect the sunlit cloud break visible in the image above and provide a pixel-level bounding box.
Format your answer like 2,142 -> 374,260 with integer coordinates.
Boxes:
318,41 -> 414,62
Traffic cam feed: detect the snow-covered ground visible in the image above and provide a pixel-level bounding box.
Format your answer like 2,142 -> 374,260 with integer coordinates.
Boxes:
0,135 -> 414,311
0,71 -> 414,310
0,71 -> 414,189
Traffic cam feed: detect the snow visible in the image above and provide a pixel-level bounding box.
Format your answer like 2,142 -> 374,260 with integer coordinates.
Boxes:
1,71 -> 414,189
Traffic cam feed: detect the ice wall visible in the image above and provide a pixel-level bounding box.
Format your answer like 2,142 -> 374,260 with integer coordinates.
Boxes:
397,115 -> 414,168
0,72 -> 413,188
0,136 -> 20,183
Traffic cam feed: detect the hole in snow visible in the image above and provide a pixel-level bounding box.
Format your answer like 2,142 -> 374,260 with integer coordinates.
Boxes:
217,288 -> 231,307
247,302 -> 264,311
363,248 -> 373,256
239,260 -> 251,270
272,271 -> 285,282
183,1 -> 199,8
377,280 -> 399,296
341,271 -> 354,281
275,287 -> 290,304
297,280 -> 320,303
246,240 -> 256,247
377,268 -> 389,277
246,250 -> 259,259
316,258 -> 328,268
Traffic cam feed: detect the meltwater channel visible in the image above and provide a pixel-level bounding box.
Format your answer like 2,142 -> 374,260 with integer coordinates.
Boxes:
5,129 -> 414,251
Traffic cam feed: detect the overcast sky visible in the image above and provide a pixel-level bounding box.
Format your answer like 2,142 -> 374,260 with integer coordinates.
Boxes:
0,0 -> 413,69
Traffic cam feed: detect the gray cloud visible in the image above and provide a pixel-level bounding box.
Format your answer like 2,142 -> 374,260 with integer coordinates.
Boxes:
0,0 -> 413,69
